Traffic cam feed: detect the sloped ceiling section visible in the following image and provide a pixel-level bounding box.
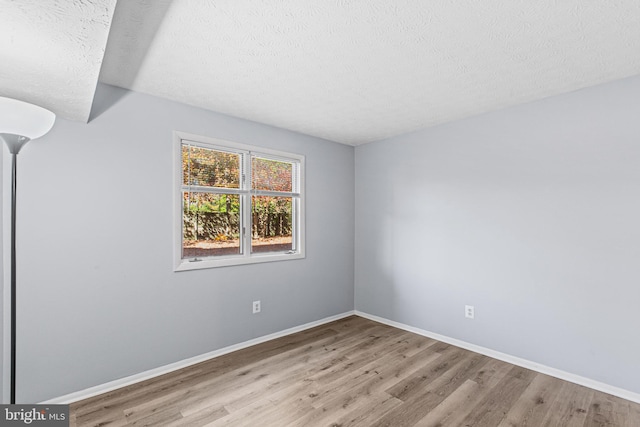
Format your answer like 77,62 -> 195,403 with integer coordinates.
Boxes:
0,0 -> 117,123
100,0 -> 640,145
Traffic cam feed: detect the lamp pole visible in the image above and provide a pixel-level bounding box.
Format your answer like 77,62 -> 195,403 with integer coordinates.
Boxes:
11,150 -> 17,405
5,137 -> 29,404
1,96 -> 55,404
3,135 -> 30,404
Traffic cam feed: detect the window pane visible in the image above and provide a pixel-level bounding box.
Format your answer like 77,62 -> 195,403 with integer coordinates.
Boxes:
183,192 -> 241,258
183,145 -> 241,188
251,196 -> 293,253
252,156 -> 293,192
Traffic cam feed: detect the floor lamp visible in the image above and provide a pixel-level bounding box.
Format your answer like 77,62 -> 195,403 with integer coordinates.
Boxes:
0,96 -> 55,404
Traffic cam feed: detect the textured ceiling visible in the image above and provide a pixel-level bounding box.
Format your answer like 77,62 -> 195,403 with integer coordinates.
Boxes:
2,1 -> 640,145
0,0 -> 117,123
99,0 -> 640,145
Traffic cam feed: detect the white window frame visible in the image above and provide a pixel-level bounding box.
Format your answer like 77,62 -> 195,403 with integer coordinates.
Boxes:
174,131 -> 305,271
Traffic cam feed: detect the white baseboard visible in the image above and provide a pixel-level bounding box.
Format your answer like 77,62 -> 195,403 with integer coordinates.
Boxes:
355,310 -> 640,405
42,311 -> 356,404
44,309 -> 640,406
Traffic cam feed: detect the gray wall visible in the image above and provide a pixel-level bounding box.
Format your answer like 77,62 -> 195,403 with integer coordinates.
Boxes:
355,75 -> 640,394
6,74 -> 639,402
12,84 -> 354,403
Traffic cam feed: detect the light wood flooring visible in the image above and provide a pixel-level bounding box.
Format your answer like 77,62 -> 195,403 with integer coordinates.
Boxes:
70,316 -> 640,426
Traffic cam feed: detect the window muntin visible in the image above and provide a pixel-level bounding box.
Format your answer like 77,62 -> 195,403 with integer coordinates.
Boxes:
175,132 -> 304,270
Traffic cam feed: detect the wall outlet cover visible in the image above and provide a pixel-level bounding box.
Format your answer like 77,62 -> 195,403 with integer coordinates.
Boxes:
465,305 -> 474,319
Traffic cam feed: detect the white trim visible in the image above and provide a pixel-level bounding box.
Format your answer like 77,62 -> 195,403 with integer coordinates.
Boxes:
177,131 -> 302,160
174,251 -> 305,271
355,310 -> 640,404
44,310 -> 639,406
41,311 -> 355,404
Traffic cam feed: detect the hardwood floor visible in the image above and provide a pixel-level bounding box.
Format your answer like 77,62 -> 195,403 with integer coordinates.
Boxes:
70,316 -> 640,426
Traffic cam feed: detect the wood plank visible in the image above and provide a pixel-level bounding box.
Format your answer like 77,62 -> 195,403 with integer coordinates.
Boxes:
73,322 -> 351,426
67,316 -> 640,427
180,325 -> 409,417
287,346 -> 441,425
627,399 -> 640,427
166,406 -> 228,427
291,392 -> 402,427
370,352 -> 491,427
122,323 -> 377,413
324,393 -> 403,427
307,326 -> 413,386
218,331 -> 434,426
497,373 -> 565,426
456,365 -> 537,427
308,335 -> 441,408
540,382 -> 594,427
205,376 -> 317,426
413,358 -> 514,427
126,406 -> 182,427
584,392 -> 631,427
73,318 -> 358,416
384,344 -> 469,401
414,379 -> 479,426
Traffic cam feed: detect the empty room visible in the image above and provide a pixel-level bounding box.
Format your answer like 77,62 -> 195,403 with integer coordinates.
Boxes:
1,1 -> 640,426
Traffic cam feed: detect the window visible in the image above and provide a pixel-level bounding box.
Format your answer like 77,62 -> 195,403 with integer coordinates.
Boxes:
174,131 -> 304,270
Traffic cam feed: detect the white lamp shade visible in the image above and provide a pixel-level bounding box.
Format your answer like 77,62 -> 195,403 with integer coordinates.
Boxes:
0,96 -> 56,139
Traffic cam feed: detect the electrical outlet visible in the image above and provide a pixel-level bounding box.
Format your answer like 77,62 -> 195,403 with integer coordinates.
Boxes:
252,300 -> 261,314
465,305 -> 474,319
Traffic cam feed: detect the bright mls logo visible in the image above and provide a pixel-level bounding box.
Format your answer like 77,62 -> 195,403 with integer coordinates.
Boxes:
0,405 -> 68,426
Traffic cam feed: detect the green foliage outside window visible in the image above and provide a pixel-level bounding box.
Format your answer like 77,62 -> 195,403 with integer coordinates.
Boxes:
182,146 -> 294,243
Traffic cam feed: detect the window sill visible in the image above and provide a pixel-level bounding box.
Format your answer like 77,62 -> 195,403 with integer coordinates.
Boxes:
174,251 -> 305,271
